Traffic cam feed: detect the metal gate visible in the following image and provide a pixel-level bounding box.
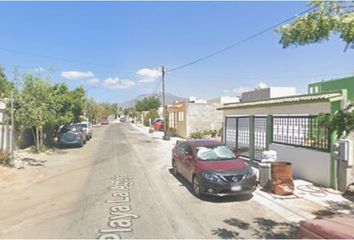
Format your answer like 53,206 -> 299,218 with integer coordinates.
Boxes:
225,117 -> 250,158
254,117 -> 267,160
225,116 -> 267,161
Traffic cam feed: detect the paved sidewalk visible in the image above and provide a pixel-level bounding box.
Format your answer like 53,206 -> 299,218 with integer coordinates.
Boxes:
130,123 -> 354,223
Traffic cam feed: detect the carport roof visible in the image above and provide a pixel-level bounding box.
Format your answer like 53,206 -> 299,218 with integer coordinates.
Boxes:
217,92 -> 342,110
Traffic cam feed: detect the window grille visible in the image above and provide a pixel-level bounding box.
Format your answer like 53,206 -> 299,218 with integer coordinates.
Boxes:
272,116 -> 330,152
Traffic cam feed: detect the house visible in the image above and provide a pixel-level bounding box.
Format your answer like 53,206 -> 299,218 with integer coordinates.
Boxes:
308,76 -> 354,189
167,99 -> 223,139
218,79 -> 353,189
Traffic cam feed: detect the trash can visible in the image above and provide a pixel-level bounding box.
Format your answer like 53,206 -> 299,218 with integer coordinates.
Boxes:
271,162 -> 294,195
259,162 -> 272,189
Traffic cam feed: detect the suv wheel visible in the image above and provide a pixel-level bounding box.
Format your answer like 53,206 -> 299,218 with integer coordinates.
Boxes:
193,175 -> 202,198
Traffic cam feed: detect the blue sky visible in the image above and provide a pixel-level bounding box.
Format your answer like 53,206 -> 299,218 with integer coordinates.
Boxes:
0,1 -> 353,103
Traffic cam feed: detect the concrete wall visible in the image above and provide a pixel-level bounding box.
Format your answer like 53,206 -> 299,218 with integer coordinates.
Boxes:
186,103 -> 223,138
223,101 -> 331,117
242,88 -> 270,102
0,100 -> 10,151
270,143 -> 331,187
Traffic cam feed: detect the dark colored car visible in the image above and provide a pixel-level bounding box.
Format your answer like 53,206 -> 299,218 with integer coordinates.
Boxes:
101,118 -> 109,125
153,119 -> 164,131
172,140 -> 257,197
57,125 -> 86,147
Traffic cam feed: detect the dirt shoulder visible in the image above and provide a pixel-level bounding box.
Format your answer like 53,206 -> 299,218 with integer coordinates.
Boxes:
0,125 -> 107,238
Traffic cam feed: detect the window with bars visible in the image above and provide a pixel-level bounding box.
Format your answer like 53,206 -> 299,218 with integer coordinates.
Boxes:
272,116 -> 330,152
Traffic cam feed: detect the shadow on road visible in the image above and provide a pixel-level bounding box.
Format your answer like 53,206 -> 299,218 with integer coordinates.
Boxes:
312,200 -> 354,218
211,217 -> 298,239
168,168 -> 253,203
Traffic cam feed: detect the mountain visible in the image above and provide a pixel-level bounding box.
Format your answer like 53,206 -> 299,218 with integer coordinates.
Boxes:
120,93 -> 187,108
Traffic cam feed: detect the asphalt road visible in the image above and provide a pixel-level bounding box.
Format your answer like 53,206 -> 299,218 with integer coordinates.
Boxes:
0,123 -> 297,239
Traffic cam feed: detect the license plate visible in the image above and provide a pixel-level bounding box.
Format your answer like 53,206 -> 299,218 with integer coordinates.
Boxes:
231,185 -> 242,191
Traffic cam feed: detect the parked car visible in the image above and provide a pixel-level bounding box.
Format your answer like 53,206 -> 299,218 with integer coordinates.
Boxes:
153,119 -> 164,131
73,122 -> 92,140
172,140 -> 257,197
57,125 -> 86,148
120,117 -> 126,122
101,118 -> 109,125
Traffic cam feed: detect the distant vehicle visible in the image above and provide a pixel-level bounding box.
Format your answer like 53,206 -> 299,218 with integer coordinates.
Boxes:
73,122 -> 92,140
172,140 -> 257,198
101,118 -> 109,125
57,125 -> 86,147
153,119 -> 164,131
120,117 -> 126,122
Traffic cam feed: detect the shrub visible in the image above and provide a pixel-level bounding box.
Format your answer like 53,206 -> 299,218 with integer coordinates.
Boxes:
0,150 -> 11,166
190,129 -> 218,139
190,130 -> 204,139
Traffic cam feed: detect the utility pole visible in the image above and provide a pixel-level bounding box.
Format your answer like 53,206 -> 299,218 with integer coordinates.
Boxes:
162,66 -> 170,141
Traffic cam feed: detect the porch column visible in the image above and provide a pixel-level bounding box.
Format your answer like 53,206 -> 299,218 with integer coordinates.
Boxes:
266,115 -> 273,150
249,115 -> 255,161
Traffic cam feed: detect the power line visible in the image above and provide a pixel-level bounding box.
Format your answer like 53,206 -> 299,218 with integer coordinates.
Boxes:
167,6 -> 317,73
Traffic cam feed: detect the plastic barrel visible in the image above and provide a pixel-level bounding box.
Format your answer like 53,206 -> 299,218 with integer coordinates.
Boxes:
271,162 -> 294,195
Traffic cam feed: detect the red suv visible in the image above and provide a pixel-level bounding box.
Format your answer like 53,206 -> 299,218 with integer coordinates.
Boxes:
172,140 -> 257,197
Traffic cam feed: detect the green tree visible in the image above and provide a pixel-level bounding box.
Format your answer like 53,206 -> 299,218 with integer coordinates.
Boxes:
0,66 -> 14,98
275,1 -> 354,50
15,74 -> 52,151
69,87 -> 86,123
144,109 -> 159,126
135,96 -> 161,112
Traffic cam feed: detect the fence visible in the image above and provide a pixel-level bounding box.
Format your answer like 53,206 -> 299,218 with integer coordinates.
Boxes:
224,115 -> 331,162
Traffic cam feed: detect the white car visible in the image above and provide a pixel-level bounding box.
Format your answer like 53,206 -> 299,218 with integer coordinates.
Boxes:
75,121 -> 93,140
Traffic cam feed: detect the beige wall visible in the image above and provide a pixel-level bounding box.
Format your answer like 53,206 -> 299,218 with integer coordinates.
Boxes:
270,143 -> 331,187
222,102 -> 331,117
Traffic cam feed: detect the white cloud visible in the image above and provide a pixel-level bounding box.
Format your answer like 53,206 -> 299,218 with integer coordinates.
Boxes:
102,77 -> 135,89
87,78 -> 100,85
61,71 -> 94,80
136,68 -> 161,83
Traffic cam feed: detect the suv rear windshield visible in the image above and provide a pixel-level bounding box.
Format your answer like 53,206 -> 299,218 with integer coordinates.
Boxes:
195,145 -> 236,161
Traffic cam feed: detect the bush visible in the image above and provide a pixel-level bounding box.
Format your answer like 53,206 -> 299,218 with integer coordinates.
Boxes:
190,130 -> 204,139
0,150 -> 11,166
190,129 -> 218,139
